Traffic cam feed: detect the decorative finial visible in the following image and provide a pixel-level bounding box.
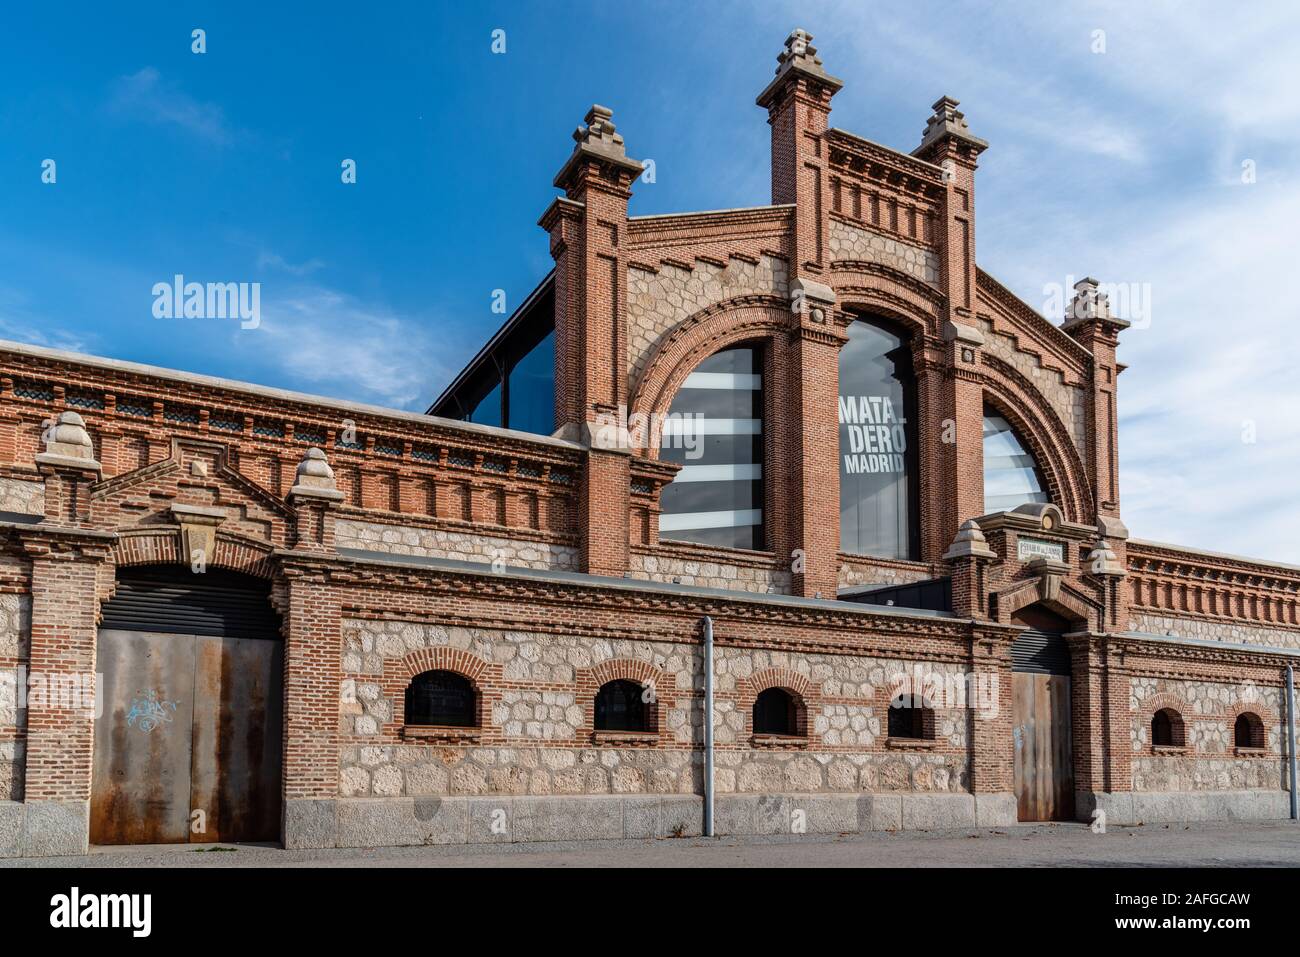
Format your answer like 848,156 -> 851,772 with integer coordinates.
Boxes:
1063,276 -> 1129,332
288,446 -> 343,500
775,28 -> 826,78
915,95 -> 988,155
1086,538 -> 1125,577
554,104 -> 643,188
756,28 -> 843,108
943,519 -> 997,561
36,410 -> 101,472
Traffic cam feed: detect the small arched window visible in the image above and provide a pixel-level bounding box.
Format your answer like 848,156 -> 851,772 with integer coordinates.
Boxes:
753,687 -> 802,737
405,670 -> 476,727
888,695 -> 933,740
1234,712 -> 1264,750
1151,708 -> 1184,748
595,679 -> 649,732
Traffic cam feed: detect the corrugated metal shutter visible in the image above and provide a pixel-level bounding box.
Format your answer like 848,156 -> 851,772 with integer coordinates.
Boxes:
1011,628 -> 1071,675
101,565 -> 280,640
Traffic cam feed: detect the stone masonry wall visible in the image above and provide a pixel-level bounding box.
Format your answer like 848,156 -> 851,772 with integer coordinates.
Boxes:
1130,676 -> 1284,792
978,318 -> 1087,455
0,592 -> 32,802
1131,612 -> 1300,651
627,253 -> 788,384
838,558 -> 935,589
628,550 -> 791,595
335,518 -> 579,571
828,219 -> 940,287
337,619 -> 974,799
0,478 -> 43,517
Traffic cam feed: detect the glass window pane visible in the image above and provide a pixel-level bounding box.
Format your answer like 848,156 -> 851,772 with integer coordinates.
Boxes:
468,380 -> 502,428
839,319 -> 917,559
659,345 -> 764,550
506,331 -> 555,435
982,412 -> 1050,513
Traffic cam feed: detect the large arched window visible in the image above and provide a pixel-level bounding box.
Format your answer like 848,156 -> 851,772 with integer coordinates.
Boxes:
659,345 -> 764,550
405,670 -> 477,727
839,317 -> 918,559
983,407 -> 1050,513
594,679 -> 650,732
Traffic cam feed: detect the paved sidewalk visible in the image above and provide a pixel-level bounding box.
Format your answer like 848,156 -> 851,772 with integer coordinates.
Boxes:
4,820 -> 1300,867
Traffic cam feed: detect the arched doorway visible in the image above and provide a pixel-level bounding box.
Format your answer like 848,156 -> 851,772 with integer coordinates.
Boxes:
1011,605 -> 1074,822
90,565 -> 284,845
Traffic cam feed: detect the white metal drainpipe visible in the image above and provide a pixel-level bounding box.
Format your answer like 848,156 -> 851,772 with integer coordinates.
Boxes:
703,615 -> 715,837
1288,665 -> 1298,820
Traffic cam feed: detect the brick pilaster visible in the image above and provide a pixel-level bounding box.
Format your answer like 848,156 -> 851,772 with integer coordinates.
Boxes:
280,566 -> 341,802
758,32 -> 845,598
542,105 -> 643,577
914,99 -> 989,540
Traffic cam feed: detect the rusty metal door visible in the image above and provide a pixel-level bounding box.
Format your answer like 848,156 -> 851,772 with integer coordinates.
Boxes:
91,628 -> 283,845
91,630 -> 197,844
1013,672 -> 1074,822
189,635 -> 283,842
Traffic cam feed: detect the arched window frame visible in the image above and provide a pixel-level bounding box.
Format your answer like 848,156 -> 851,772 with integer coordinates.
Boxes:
403,669 -> 479,730
594,678 -> 655,735
982,401 -> 1052,515
1233,711 -> 1266,752
886,693 -> 937,746
1150,707 -> 1186,751
751,687 -> 808,741
838,314 -> 920,560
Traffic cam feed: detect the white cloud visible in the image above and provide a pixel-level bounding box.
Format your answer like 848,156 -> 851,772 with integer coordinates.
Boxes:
108,68 -> 232,144
256,251 -> 326,277
240,284 -> 454,410
806,1 -> 1300,562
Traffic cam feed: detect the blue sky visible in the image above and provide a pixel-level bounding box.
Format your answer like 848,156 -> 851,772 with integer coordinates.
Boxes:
2,1 -> 1299,562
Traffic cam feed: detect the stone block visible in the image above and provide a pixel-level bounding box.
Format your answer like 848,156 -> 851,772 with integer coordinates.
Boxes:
336,797 -> 467,848
22,800 -> 88,857
973,792 -> 1018,827
510,796 -> 623,842
467,797 -> 514,843
283,798 -> 338,849
0,801 -> 23,858
900,792 -> 975,830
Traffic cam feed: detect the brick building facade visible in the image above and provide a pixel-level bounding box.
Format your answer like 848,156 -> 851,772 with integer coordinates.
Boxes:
1,30 -> 1296,856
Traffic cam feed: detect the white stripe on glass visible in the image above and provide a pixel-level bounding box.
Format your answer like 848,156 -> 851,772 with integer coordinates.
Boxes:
660,417 -> 761,436
657,508 -> 763,531
681,371 -> 763,391
673,463 -> 762,483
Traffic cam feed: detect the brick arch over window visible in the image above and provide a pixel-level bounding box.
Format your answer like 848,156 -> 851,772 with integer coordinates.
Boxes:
832,273 -> 943,340
379,647 -> 495,739
111,527 -> 276,578
1225,700 -> 1274,751
982,364 -> 1093,523
631,298 -> 790,422
741,667 -> 818,739
1141,693 -> 1189,751
578,658 -> 666,742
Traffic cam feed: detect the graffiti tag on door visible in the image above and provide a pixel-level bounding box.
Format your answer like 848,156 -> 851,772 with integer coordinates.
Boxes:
126,688 -> 178,733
